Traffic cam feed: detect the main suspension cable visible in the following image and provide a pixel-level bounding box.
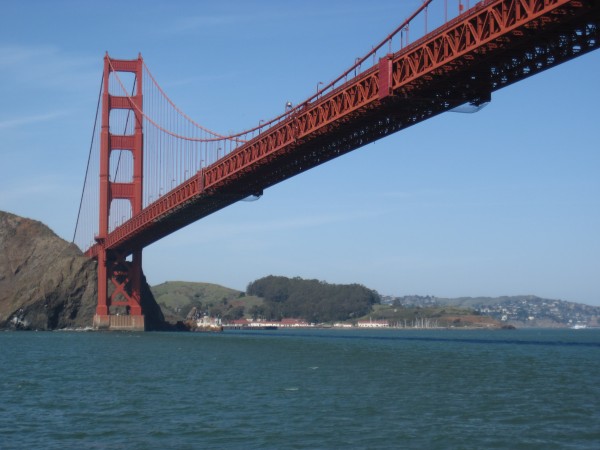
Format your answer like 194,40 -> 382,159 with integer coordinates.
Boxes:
108,59 -> 245,143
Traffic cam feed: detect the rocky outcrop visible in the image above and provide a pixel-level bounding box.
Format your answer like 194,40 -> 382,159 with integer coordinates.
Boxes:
0,211 -> 166,330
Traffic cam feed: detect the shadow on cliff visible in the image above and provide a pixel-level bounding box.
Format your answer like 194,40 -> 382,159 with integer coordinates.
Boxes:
0,211 -> 175,331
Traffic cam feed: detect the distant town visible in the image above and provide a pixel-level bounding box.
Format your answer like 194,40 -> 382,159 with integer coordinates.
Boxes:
381,295 -> 600,328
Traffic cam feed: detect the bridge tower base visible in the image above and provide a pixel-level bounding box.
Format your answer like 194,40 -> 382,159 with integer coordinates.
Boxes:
93,314 -> 145,331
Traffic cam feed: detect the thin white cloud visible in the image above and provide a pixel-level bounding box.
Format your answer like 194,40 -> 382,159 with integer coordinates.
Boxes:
0,111 -> 69,130
381,186 -> 457,198
0,44 -> 51,67
166,2 -> 400,34
157,207 -> 388,248
381,190 -> 417,200
0,44 -> 98,90
165,7 -> 330,35
0,175 -> 73,203
171,14 -> 255,31
164,10 -> 288,35
161,72 -> 240,89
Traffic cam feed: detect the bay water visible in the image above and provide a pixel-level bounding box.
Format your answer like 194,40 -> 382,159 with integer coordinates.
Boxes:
1,328 -> 599,449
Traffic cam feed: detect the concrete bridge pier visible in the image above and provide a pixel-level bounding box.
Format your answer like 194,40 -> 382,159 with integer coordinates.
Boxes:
93,314 -> 145,331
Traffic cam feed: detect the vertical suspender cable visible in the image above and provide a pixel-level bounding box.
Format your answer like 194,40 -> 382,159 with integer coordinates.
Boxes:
72,72 -> 104,245
113,77 -> 137,182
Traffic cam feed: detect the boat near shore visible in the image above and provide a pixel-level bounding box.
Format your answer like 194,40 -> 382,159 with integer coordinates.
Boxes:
189,315 -> 223,332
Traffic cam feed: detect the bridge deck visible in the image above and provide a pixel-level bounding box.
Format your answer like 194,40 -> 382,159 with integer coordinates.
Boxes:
87,0 -> 600,258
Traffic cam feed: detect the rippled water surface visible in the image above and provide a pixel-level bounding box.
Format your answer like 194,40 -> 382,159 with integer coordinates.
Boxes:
1,328 -> 599,449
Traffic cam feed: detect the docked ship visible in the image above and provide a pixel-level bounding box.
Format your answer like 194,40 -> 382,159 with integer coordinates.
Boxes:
184,307 -> 223,332
191,315 -> 223,332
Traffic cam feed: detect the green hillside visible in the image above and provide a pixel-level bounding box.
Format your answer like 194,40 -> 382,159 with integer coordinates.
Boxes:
151,277 -> 508,328
246,275 -> 380,323
151,281 -> 263,321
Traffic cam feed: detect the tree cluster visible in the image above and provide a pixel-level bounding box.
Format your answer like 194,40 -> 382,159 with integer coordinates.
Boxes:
246,275 -> 380,323
183,298 -> 245,322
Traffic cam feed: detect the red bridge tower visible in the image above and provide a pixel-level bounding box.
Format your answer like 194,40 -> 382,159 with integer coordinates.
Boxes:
93,54 -> 145,331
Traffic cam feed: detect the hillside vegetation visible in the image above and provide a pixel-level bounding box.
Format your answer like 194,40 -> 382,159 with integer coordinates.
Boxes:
151,277 -> 598,328
246,275 -> 380,323
152,276 -> 381,323
152,277 -> 503,326
151,281 -> 262,321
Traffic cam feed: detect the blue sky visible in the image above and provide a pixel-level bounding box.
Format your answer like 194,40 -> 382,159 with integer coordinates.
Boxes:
1,1 -> 599,305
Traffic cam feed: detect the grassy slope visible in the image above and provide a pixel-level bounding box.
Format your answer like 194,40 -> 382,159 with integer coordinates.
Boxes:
151,281 -> 263,320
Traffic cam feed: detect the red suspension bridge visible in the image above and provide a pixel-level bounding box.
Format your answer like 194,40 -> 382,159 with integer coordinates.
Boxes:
73,0 -> 600,330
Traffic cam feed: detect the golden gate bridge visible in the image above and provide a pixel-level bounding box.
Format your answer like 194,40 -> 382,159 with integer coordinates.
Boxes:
72,0 -> 600,330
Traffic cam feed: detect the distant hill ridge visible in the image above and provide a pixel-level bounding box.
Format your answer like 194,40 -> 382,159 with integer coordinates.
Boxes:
383,294 -> 600,327
153,280 -> 599,327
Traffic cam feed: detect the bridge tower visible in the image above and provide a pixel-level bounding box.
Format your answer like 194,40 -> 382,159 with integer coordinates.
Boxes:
93,54 -> 145,331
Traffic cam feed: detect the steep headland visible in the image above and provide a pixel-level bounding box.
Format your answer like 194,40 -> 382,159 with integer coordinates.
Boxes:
0,211 -> 166,330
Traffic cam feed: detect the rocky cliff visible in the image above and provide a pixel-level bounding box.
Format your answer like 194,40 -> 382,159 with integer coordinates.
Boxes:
0,211 -> 166,330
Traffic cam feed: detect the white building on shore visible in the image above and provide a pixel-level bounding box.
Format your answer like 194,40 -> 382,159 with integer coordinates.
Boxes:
357,319 -> 389,328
